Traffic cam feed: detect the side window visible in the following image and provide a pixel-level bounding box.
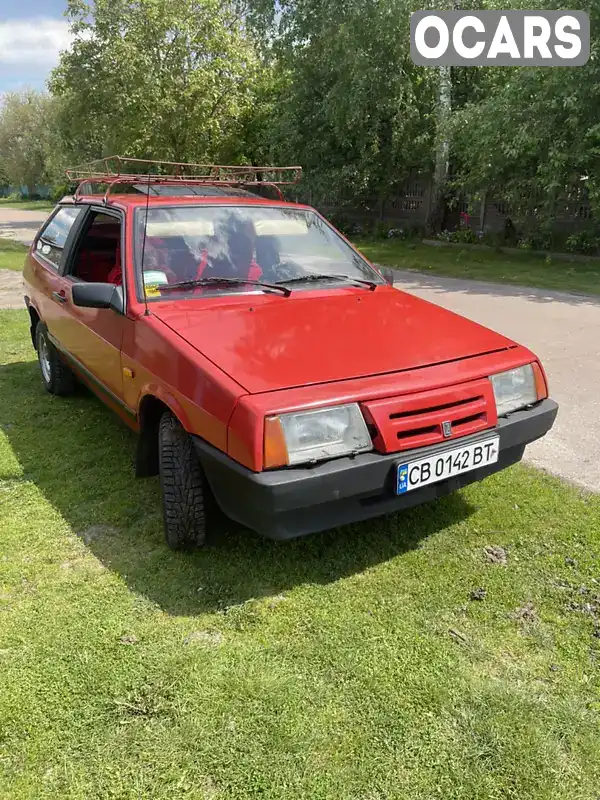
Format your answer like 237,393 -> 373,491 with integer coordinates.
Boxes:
36,207 -> 83,270
69,212 -> 122,285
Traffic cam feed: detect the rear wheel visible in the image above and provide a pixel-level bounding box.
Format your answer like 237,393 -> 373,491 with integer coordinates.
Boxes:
158,411 -> 209,550
36,323 -> 76,395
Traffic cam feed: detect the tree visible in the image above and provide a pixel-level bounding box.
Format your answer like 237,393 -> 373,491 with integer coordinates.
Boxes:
50,0 -> 266,165
0,91 -> 57,194
448,1 -> 600,223
451,61 -> 600,221
246,0 -> 438,210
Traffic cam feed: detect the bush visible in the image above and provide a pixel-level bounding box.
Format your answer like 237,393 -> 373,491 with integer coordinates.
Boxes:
6,191 -> 23,202
517,237 -> 533,250
373,221 -> 406,239
345,221 -> 364,237
327,213 -> 364,237
50,183 -> 74,202
373,221 -> 391,239
437,228 -> 478,244
565,229 -> 600,255
453,228 -> 478,244
406,224 -> 426,239
516,228 -> 554,251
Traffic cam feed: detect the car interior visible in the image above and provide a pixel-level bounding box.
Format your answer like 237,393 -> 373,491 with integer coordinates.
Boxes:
141,228 -> 286,284
67,209 -> 289,291
69,212 -> 123,285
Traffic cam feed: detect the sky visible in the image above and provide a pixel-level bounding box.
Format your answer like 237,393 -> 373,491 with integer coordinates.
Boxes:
0,0 -> 71,94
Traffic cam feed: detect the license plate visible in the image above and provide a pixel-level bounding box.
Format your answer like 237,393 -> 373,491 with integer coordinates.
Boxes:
396,437 -> 500,495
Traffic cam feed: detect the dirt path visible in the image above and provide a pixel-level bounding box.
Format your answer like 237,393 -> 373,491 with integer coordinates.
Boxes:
0,207 -> 48,310
0,269 -> 24,310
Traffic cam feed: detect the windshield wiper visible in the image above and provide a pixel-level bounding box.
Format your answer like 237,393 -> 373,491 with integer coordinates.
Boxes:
276,273 -> 378,291
157,277 -> 291,297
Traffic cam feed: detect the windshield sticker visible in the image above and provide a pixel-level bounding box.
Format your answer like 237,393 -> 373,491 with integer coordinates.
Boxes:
143,270 -> 169,285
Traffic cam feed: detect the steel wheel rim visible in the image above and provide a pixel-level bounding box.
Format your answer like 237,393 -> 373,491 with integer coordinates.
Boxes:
39,336 -> 51,383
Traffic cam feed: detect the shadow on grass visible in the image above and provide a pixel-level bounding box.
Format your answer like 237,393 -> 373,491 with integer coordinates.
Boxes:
0,360 -> 475,616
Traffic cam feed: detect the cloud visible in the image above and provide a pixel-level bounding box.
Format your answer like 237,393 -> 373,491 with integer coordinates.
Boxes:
0,18 -> 72,66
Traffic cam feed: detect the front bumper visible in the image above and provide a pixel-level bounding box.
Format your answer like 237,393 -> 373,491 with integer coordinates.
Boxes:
194,398 -> 558,541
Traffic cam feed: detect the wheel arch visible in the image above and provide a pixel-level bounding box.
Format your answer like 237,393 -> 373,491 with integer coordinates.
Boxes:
27,302 -> 41,349
135,392 -> 189,477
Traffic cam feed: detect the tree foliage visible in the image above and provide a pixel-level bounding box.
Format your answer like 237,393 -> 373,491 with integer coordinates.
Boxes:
50,0 -> 265,164
0,91 -> 58,192
1,0 -> 598,229
250,0 -> 438,205
448,1 -> 600,220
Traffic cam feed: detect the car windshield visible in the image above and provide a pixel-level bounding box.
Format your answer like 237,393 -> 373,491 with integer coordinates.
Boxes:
134,205 -> 382,300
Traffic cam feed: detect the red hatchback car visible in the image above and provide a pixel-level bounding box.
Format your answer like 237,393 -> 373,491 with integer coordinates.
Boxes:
23,159 -> 558,550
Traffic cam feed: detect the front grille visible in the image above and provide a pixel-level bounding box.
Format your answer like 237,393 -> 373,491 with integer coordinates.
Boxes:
361,378 -> 497,453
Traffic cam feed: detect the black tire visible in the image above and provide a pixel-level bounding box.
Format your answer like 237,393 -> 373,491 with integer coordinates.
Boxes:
35,323 -> 76,396
158,411 -> 208,550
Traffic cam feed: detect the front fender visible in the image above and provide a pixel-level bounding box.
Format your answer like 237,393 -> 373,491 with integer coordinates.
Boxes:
137,384 -> 193,431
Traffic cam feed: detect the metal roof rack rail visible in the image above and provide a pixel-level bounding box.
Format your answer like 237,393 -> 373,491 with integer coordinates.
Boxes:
67,156 -> 302,202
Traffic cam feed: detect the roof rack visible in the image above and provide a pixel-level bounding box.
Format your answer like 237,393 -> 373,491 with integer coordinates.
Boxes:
67,156 -> 302,202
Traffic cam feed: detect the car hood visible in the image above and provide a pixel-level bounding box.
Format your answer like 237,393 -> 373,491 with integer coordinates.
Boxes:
153,287 -> 517,394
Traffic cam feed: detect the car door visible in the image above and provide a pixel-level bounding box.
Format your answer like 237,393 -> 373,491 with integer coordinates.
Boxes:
54,207 -> 126,402
29,205 -> 86,348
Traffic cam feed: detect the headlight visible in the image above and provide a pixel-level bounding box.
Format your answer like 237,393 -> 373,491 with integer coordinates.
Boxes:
264,403 -> 372,467
490,364 -> 538,416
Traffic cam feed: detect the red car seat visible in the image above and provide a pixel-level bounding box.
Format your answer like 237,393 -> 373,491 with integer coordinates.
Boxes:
196,249 -> 262,281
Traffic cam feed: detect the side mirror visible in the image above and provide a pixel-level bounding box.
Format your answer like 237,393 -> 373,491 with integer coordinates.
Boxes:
380,267 -> 396,286
72,282 -> 124,314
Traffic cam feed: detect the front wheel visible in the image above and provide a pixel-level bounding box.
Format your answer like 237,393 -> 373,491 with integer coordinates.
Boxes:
158,411 -> 209,550
36,323 -> 76,396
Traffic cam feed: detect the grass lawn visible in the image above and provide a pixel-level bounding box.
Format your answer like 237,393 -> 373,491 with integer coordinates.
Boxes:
0,198 -> 54,212
355,239 -> 600,296
0,239 -> 28,271
1,308 -> 599,799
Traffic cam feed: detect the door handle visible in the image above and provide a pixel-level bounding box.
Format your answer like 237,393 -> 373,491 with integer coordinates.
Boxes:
52,291 -> 67,304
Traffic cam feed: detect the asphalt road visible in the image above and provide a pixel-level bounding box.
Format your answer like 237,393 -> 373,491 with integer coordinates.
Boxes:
0,207 -> 49,246
392,270 -> 600,494
0,205 -> 596,492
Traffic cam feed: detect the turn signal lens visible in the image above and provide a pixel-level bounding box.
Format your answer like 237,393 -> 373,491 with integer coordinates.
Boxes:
532,362 -> 548,400
264,416 -> 288,469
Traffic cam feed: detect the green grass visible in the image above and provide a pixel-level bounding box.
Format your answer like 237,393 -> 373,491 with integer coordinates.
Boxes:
0,198 -> 54,212
355,238 -> 600,296
0,239 -> 28,271
1,308 -> 599,799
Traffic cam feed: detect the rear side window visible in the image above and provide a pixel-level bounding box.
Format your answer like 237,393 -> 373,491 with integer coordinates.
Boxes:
36,207 -> 83,270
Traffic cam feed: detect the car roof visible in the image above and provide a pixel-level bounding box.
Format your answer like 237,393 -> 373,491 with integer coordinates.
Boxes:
134,184 -> 257,198
62,194 -> 313,212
